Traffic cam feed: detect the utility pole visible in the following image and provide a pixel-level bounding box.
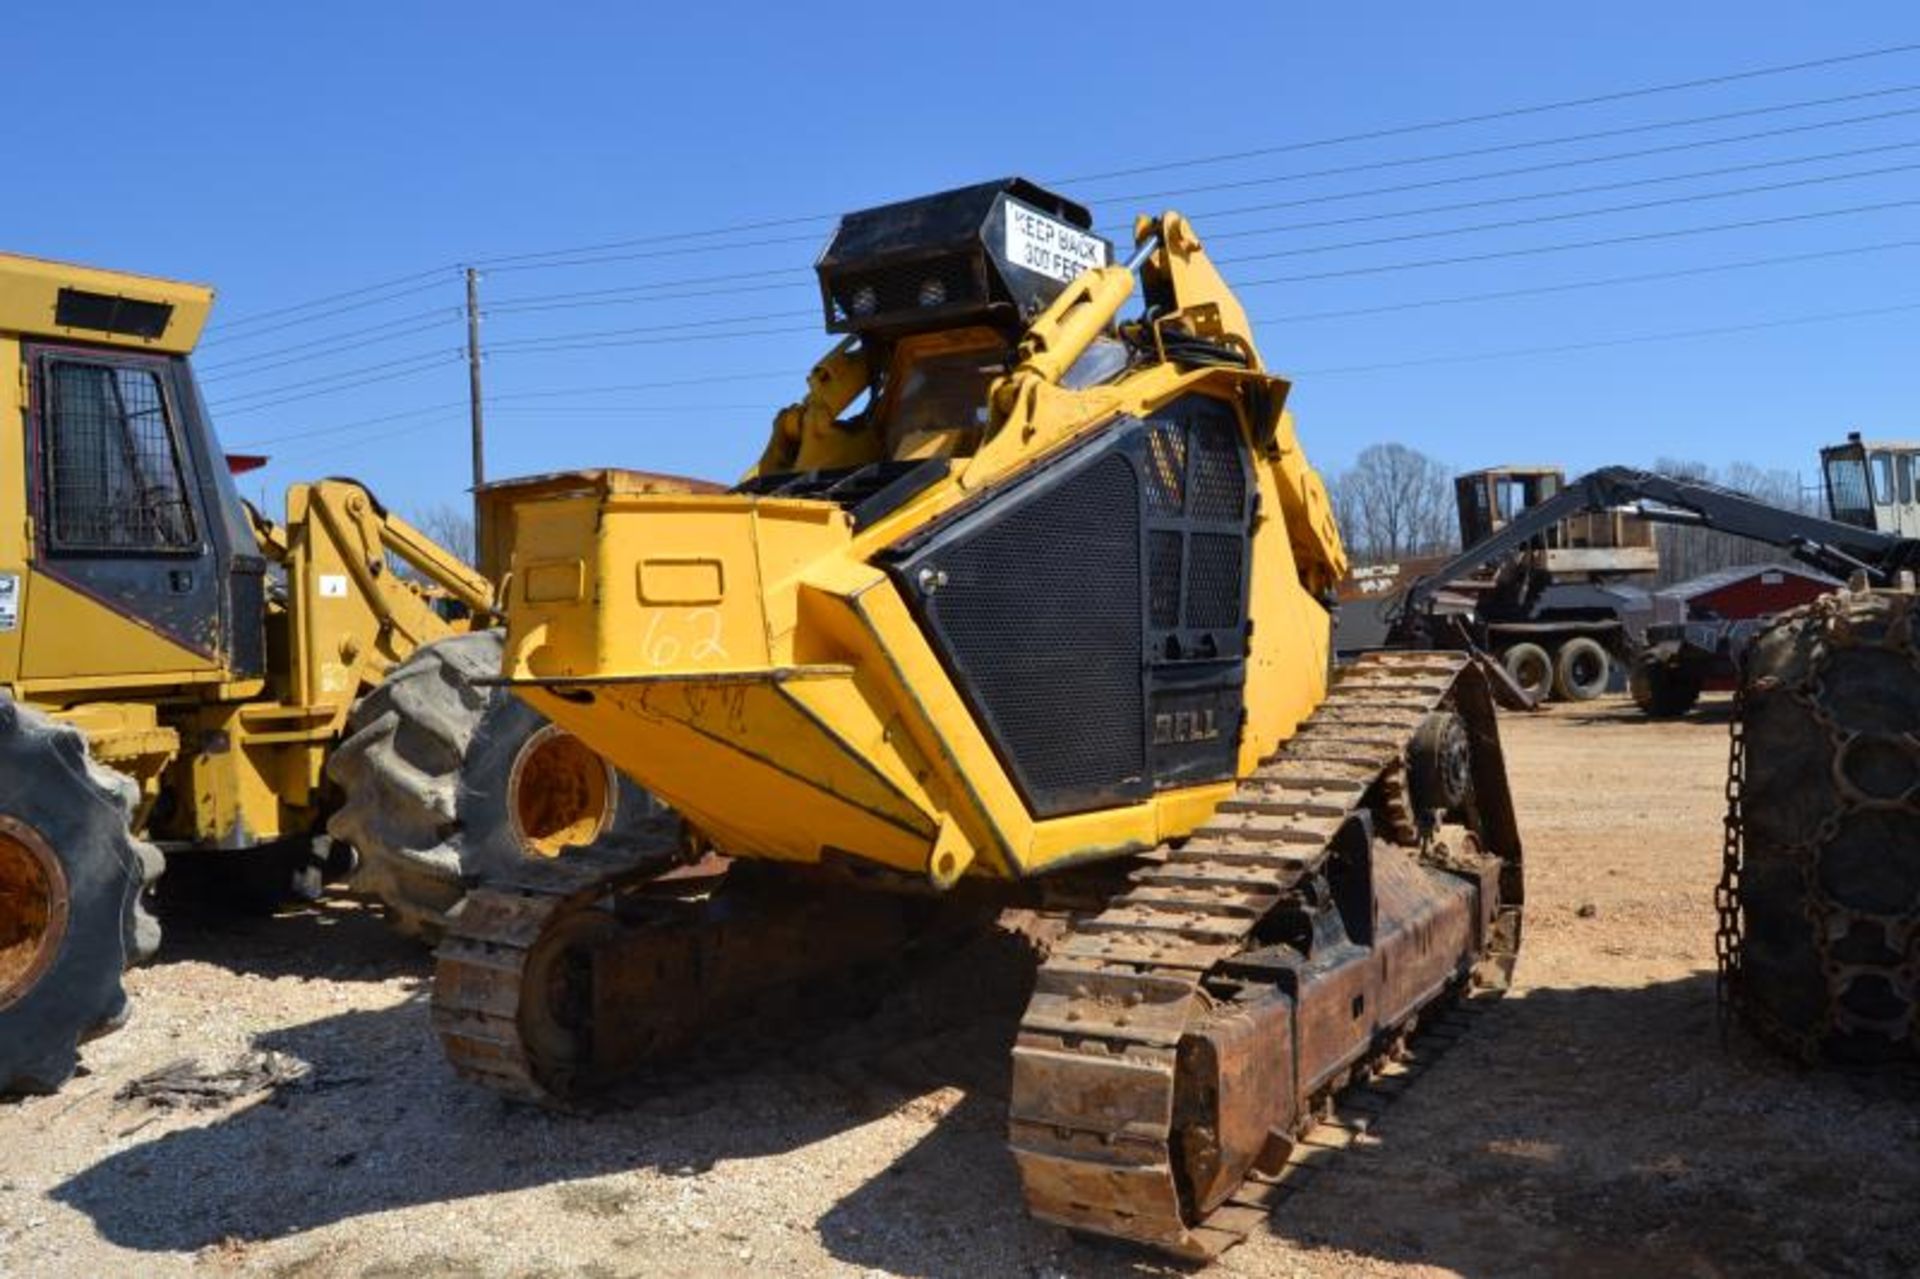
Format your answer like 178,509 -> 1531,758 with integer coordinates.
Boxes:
465,266 -> 486,502
464,266 -> 487,549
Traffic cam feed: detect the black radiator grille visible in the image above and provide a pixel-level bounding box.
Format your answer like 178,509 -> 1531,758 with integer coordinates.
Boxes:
1143,422 -> 1187,514
889,395 -> 1254,818
894,449 -> 1146,815
1149,530 -> 1184,629
1189,416 -> 1247,521
1185,532 -> 1244,629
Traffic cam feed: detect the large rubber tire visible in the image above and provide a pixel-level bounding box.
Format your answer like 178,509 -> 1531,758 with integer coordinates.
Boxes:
326,631 -> 502,939
1734,589 -> 1920,1066
454,694 -> 669,887
326,631 -> 664,941
1552,636 -> 1612,702
0,700 -> 163,1096
1628,652 -> 1702,718
1500,642 -> 1553,703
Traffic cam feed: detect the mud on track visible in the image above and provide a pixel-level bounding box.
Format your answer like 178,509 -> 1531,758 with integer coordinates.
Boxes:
2,695 -> 1916,1278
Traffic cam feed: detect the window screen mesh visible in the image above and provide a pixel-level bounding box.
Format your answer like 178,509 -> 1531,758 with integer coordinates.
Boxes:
44,362 -> 197,551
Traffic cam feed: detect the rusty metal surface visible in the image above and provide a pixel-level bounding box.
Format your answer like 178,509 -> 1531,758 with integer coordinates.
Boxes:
1007,651 -> 1524,1258
432,847 -> 981,1107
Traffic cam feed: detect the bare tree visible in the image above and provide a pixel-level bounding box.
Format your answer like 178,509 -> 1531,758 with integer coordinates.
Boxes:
410,503 -> 477,569
1331,444 -> 1455,563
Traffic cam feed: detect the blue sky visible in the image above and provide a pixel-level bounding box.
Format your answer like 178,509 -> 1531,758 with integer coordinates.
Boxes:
5,4 -> 1916,521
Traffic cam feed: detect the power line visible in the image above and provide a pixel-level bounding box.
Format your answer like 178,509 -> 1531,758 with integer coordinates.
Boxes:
471,216 -> 835,270
1202,139 -> 1920,245
1219,161 -> 1920,266
489,323 -> 814,357
1103,102 -> 1920,233
1255,237 -> 1920,324
491,372 -> 793,399
1293,299 -> 1920,377
207,265 -> 456,333
209,348 -> 463,407
226,401 -> 471,450
481,231 -> 824,277
479,177 -> 1920,353
1236,195 -> 1920,286
197,276 -> 456,349
199,128 -> 1920,384
1088,83 -> 1920,212
488,275 -> 810,314
210,353 -> 462,416
480,53 -> 1920,273
488,309 -> 817,351
470,105 -> 1920,327
1057,41 -> 1920,186
261,411 -> 470,467
199,315 -> 462,383
193,53 -> 1920,338
198,307 -> 462,373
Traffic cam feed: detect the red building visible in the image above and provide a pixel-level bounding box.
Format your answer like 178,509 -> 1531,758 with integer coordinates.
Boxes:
1659,563 -> 1838,622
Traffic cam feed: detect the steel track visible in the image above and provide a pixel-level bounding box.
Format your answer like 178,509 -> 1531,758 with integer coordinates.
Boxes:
1007,651 -> 1514,1258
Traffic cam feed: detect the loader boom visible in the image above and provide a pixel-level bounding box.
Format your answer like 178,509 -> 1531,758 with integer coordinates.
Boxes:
1390,464 -> 1920,645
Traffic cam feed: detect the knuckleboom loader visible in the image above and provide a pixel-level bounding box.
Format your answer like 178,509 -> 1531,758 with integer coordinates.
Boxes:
0,253 -> 496,1094
433,180 -> 1525,1257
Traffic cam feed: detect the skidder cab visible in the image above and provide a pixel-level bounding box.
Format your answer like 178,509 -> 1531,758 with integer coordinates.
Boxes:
452,178 -> 1522,1259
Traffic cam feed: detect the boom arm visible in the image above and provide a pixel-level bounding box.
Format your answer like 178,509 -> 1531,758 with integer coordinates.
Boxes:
1393,465 -> 1920,639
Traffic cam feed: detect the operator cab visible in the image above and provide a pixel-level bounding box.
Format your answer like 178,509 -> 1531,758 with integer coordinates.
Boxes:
1820,432 -> 1920,536
1455,466 -> 1564,546
1454,464 -> 1656,577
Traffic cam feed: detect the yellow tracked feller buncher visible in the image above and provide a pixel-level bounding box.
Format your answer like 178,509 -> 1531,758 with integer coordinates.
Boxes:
433,179 -> 1525,1257
0,252 -> 504,1095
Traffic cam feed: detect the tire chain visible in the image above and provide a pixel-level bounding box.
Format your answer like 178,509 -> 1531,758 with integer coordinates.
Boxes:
1722,587 -> 1920,1065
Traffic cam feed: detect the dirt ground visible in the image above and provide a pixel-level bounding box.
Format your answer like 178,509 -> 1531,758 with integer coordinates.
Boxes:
3,695 -> 1917,1279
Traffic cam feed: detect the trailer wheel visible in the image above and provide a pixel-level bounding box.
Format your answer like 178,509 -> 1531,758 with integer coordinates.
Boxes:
1553,637 -> 1612,702
1629,652 -> 1703,718
1500,642 -> 1553,702
0,700 -> 164,1096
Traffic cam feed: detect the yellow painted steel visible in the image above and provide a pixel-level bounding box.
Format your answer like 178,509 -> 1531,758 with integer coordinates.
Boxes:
0,252 -> 491,850
502,212 -> 1349,886
0,253 -> 212,355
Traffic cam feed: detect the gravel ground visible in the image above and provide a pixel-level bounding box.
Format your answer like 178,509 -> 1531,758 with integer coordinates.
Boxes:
3,694 -> 1916,1278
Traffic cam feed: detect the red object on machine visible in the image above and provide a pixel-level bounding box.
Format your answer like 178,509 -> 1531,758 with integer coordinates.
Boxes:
225,454 -> 268,475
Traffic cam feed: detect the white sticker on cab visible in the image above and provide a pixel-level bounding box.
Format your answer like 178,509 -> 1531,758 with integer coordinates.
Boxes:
0,572 -> 17,632
319,574 -> 349,599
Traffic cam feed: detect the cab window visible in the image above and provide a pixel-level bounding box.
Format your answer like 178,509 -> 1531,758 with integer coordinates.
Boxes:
1871,451 -> 1895,506
41,358 -> 198,552
1825,452 -> 1872,526
875,331 -> 1008,460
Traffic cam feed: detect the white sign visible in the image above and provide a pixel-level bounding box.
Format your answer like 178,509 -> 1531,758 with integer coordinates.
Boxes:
0,573 -> 17,632
319,574 -> 349,599
1004,200 -> 1107,284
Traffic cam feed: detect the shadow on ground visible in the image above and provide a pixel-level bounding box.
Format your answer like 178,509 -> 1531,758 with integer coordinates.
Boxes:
53,926 -> 1920,1278
51,920 -> 1045,1258
1543,693 -> 1735,731
146,879 -> 428,985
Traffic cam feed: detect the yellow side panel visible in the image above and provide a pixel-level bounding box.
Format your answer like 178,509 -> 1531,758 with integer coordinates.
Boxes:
0,252 -> 212,354
0,336 -> 25,685
520,678 -> 933,872
1239,460 -> 1332,772
18,571 -> 219,682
